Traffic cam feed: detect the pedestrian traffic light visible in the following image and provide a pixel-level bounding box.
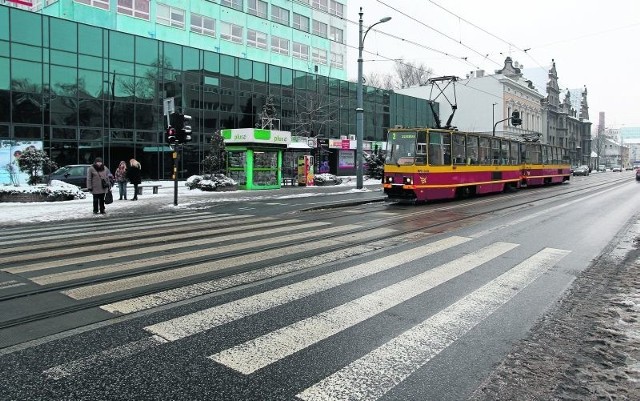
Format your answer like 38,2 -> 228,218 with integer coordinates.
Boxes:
166,127 -> 177,145
511,111 -> 522,126
169,112 -> 183,133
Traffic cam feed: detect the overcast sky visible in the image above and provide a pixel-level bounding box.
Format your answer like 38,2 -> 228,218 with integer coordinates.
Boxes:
345,0 -> 640,129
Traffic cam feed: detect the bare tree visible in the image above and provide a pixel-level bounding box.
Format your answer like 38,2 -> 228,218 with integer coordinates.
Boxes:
363,71 -> 395,90
291,91 -> 339,138
394,59 -> 433,88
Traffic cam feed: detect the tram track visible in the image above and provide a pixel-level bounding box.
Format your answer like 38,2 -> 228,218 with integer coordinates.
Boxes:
0,174 -> 632,333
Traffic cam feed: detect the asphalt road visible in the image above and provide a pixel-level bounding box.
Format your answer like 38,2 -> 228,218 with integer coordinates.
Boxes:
0,171 -> 638,400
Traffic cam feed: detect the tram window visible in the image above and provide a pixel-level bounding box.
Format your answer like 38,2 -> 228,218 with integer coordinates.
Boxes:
500,140 -> 509,165
452,134 -> 466,164
542,145 -> 550,164
467,135 -> 479,165
491,139 -> 501,165
416,143 -> 427,164
479,137 -> 491,165
530,144 -> 541,164
428,132 -> 451,166
510,142 -> 519,164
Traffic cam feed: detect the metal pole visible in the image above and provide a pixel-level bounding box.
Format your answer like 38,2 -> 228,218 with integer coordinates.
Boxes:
173,148 -> 178,206
356,7 -> 364,189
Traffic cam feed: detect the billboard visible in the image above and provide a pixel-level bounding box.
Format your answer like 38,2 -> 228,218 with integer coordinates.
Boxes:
0,140 -> 44,185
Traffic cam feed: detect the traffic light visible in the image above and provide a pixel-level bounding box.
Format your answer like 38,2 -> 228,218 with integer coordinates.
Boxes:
169,112 -> 183,132
168,112 -> 192,144
181,114 -> 192,143
166,127 -> 177,145
511,111 -> 522,126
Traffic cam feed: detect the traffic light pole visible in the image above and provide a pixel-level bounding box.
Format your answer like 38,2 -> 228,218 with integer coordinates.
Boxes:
173,146 -> 178,206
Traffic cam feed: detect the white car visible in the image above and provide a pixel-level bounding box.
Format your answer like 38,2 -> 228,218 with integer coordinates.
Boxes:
612,166 -> 622,172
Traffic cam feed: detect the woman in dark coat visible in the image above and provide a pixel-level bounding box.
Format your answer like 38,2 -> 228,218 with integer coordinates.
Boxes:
86,157 -> 111,214
127,158 -> 142,201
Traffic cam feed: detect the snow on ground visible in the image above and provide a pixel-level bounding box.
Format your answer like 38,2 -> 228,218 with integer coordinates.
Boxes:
0,177 -> 382,225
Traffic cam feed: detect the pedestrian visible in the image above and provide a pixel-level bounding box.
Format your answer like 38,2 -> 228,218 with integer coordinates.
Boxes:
114,160 -> 128,200
127,158 -> 142,201
86,157 -> 111,214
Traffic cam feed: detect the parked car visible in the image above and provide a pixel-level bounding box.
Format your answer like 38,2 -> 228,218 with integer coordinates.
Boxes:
636,169 -> 640,181
612,166 -> 622,172
572,165 -> 590,176
48,164 -> 91,189
597,165 -> 607,172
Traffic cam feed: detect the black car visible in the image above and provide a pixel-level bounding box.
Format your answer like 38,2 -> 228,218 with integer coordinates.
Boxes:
48,164 -> 92,189
572,165 -> 590,176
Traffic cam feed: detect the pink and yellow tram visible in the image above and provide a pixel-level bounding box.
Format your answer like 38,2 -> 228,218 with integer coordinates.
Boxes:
383,128 -> 571,203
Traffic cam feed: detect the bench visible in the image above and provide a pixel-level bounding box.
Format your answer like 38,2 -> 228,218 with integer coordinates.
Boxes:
281,177 -> 297,186
135,184 -> 162,195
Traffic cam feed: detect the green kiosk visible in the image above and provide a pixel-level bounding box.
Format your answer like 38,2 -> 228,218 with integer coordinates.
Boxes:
221,128 -> 291,190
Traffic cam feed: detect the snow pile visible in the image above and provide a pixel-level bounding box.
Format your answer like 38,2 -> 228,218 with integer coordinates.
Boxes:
0,180 -> 86,201
185,174 -> 238,191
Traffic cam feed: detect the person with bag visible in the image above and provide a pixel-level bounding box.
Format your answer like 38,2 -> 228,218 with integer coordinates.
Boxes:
114,160 -> 128,200
127,158 -> 142,201
86,157 -> 112,214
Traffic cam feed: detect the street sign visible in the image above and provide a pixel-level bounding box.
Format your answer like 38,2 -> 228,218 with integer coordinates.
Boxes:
163,97 -> 175,116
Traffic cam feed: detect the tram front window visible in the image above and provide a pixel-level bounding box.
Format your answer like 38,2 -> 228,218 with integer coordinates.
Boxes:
386,131 -> 418,165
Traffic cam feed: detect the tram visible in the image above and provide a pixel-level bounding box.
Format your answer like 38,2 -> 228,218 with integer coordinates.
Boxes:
382,127 -> 571,203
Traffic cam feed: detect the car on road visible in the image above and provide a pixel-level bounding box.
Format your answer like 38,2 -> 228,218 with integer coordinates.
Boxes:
636,169 -> 640,181
612,166 -> 622,172
48,164 -> 91,189
572,165 -> 590,176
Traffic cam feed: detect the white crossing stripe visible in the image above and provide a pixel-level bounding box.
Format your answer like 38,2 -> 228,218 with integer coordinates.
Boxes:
62,225 -> 380,299
100,229 -> 397,314
7,219 -> 315,274
0,280 -> 27,290
209,242 -> 519,374
144,236 -> 472,342
295,247 -> 570,401
42,336 -> 167,380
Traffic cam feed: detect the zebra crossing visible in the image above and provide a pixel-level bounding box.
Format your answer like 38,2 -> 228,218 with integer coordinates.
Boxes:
1,211 -> 572,400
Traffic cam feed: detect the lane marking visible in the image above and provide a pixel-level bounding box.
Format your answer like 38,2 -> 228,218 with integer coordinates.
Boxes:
62,225 -> 379,299
296,247 -> 571,401
143,236 -> 472,342
209,242 -> 519,374
42,336 -> 167,380
0,280 -> 27,290
100,229 -> 397,314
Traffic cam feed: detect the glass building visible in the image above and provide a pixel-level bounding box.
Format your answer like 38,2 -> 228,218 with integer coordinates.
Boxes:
0,5 -> 434,179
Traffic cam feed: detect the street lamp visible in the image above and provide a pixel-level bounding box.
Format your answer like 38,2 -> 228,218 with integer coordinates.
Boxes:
356,8 -> 391,189
492,103 -> 497,135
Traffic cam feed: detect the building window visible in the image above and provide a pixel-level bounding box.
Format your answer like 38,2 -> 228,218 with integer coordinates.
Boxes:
292,42 -> 309,60
330,53 -> 343,69
157,4 -> 185,28
271,36 -> 289,55
117,0 -> 150,20
312,0 -> 328,12
220,0 -> 243,11
329,0 -> 343,17
191,13 -> 215,37
271,5 -> 289,25
75,0 -> 109,10
221,21 -> 243,43
312,48 -> 327,65
329,26 -> 343,43
312,20 -> 327,38
293,13 -> 310,32
247,29 -> 268,49
247,0 -> 267,18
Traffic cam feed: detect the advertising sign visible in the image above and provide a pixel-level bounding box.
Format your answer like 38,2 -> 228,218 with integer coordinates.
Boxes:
0,140 -> 44,185
338,150 -> 355,168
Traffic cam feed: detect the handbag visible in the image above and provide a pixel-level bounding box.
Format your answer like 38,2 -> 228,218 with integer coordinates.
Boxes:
104,190 -> 113,204
101,177 -> 110,189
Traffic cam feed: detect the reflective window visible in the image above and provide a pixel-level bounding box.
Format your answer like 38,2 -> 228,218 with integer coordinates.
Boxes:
253,62 -> 266,82
135,36 -> 157,66
238,58 -> 252,80
163,42 -> 182,70
248,0 -> 267,18
11,59 -> 42,89
117,0 -> 150,20
247,29 -> 267,50
183,47 -> 200,70
51,65 -> 78,94
220,54 -> 235,76
221,0 -> 243,11
271,36 -> 289,56
268,65 -> 281,85
0,59 -> 8,90
78,25 -> 102,56
292,13 -> 309,32
220,22 -> 243,44
50,19 -> 77,52
75,0 -> 109,10
11,43 -> 41,62
191,13 -> 215,37
11,8 -> 41,46
51,50 -> 77,67
204,52 -> 219,73
110,31 -> 134,62
157,4 -> 185,29
0,7 -> 8,41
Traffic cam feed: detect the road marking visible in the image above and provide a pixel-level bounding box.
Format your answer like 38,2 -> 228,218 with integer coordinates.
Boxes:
100,229 -> 396,314
144,236 -> 472,342
62,225 -> 377,299
296,247 -> 570,401
5,218 -> 304,273
209,242 -> 518,374
0,280 -> 26,290
42,336 -> 167,380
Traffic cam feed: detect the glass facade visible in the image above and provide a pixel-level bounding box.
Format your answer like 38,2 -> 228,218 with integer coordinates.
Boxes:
0,6 -> 434,179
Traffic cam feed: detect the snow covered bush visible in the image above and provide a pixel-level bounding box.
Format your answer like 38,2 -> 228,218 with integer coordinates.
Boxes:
0,180 -> 86,202
314,173 -> 343,186
185,174 -> 237,191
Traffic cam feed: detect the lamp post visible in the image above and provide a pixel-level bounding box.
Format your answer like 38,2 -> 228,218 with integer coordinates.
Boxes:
492,103 -> 497,135
356,8 -> 391,189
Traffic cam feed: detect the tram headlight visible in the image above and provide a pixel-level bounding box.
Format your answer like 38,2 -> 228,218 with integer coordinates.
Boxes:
403,176 -> 413,185
385,176 -> 394,184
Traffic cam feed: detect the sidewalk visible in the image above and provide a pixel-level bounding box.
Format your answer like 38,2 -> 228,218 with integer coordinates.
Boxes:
0,178 -> 384,226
